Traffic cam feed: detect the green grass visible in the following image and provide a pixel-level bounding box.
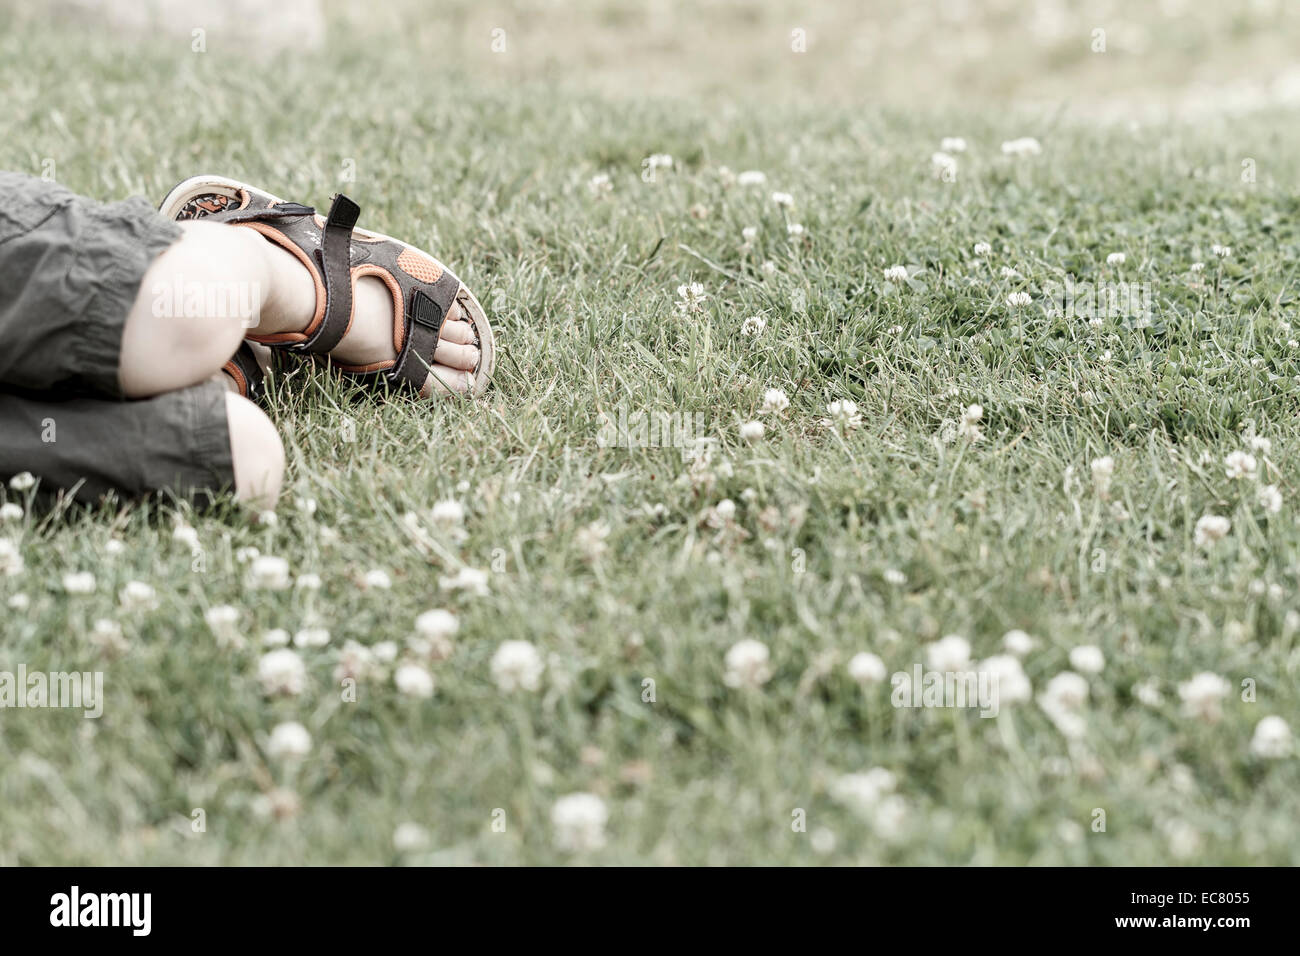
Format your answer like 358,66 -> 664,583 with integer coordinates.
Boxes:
2,3 -> 1300,864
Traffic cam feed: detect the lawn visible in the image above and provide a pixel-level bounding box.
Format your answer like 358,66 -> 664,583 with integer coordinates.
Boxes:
1,1 -> 1299,864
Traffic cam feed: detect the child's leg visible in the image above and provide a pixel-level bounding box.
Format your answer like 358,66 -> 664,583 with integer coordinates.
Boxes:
0,173 -> 284,507
118,221 -> 272,398
0,383 -> 283,508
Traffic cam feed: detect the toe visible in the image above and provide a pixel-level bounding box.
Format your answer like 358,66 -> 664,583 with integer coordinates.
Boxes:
438,308 -> 477,345
421,364 -> 475,398
434,338 -> 480,371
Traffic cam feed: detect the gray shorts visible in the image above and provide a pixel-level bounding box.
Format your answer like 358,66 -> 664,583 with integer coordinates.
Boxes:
0,172 -> 236,502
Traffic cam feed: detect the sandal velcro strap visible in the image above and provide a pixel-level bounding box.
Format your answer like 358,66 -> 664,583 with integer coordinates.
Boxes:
390,274 -> 459,390
301,194 -> 360,355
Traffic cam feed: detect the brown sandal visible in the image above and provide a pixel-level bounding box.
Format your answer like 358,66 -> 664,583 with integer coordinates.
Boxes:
159,175 -> 496,398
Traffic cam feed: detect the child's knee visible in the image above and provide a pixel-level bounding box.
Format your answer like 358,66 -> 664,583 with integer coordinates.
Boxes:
121,224 -> 267,396
225,392 -> 284,509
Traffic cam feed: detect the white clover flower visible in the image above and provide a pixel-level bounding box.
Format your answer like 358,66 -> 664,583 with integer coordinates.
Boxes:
8,592 -> 30,610
258,648 -> 307,696
723,638 -> 773,688
930,151 -> 958,179
1132,679 -> 1163,707
1068,645 -> 1105,674
89,618 -> 126,655
0,538 -> 23,577
334,640 -> 381,683
1258,484 -> 1283,514
62,571 -> 96,594
295,496 -> 317,516
491,640 -> 545,692
675,281 -> 708,317
575,520 -> 611,561
415,608 -> 459,642
925,634 -> 972,671
883,568 -> 906,586
249,555 -> 291,590
119,580 -> 158,611
761,387 -> 790,414
296,573 -> 322,591
587,173 -> 612,196
173,524 -> 200,550
372,641 -> 399,663
953,404 -> 983,443
1178,672 -> 1230,722
1193,514 -> 1231,548
714,498 -> 737,521
0,502 -> 22,522
1106,252 -> 1126,266
431,499 -> 465,526
8,472 -> 36,491
787,222 -> 805,237
760,260 -> 777,276
235,546 -> 260,563
740,420 -> 765,442
1039,671 -> 1090,738
941,136 -> 967,152
740,315 -> 767,337
293,627 -> 331,649
847,651 -> 887,685
999,266 -> 1021,279
257,510 -> 277,527
1250,716 -> 1292,758
439,566 -> 490,596
104,538 -> 126,556
1224,450 -> 1257,480
394,662 -> 435,698
204,605 -> 241,648
980,655 -> 1032,704
823,399 -> 863,431
1211,243 -> 1232,259
973,241 -> 992,257
884,265 -> 909,283
1003,629 -> 1036,656
552,793 -> 608,853
770,191 -> 794,207
1001,137 -> 1042,157
1006,291 -> 1032,307
262,628 -> 291,647
363,569 -> 392,590
1090,456 -> 1115,498
741,225 -> 759,243
829,768 -> 896,816
393,822 -> 430,852
737,170 -> 767,186
1247,434 -> 1272,454
267,721 -> 312,760
1190,261 -> 1205,273
1043,671 -> 1089,709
